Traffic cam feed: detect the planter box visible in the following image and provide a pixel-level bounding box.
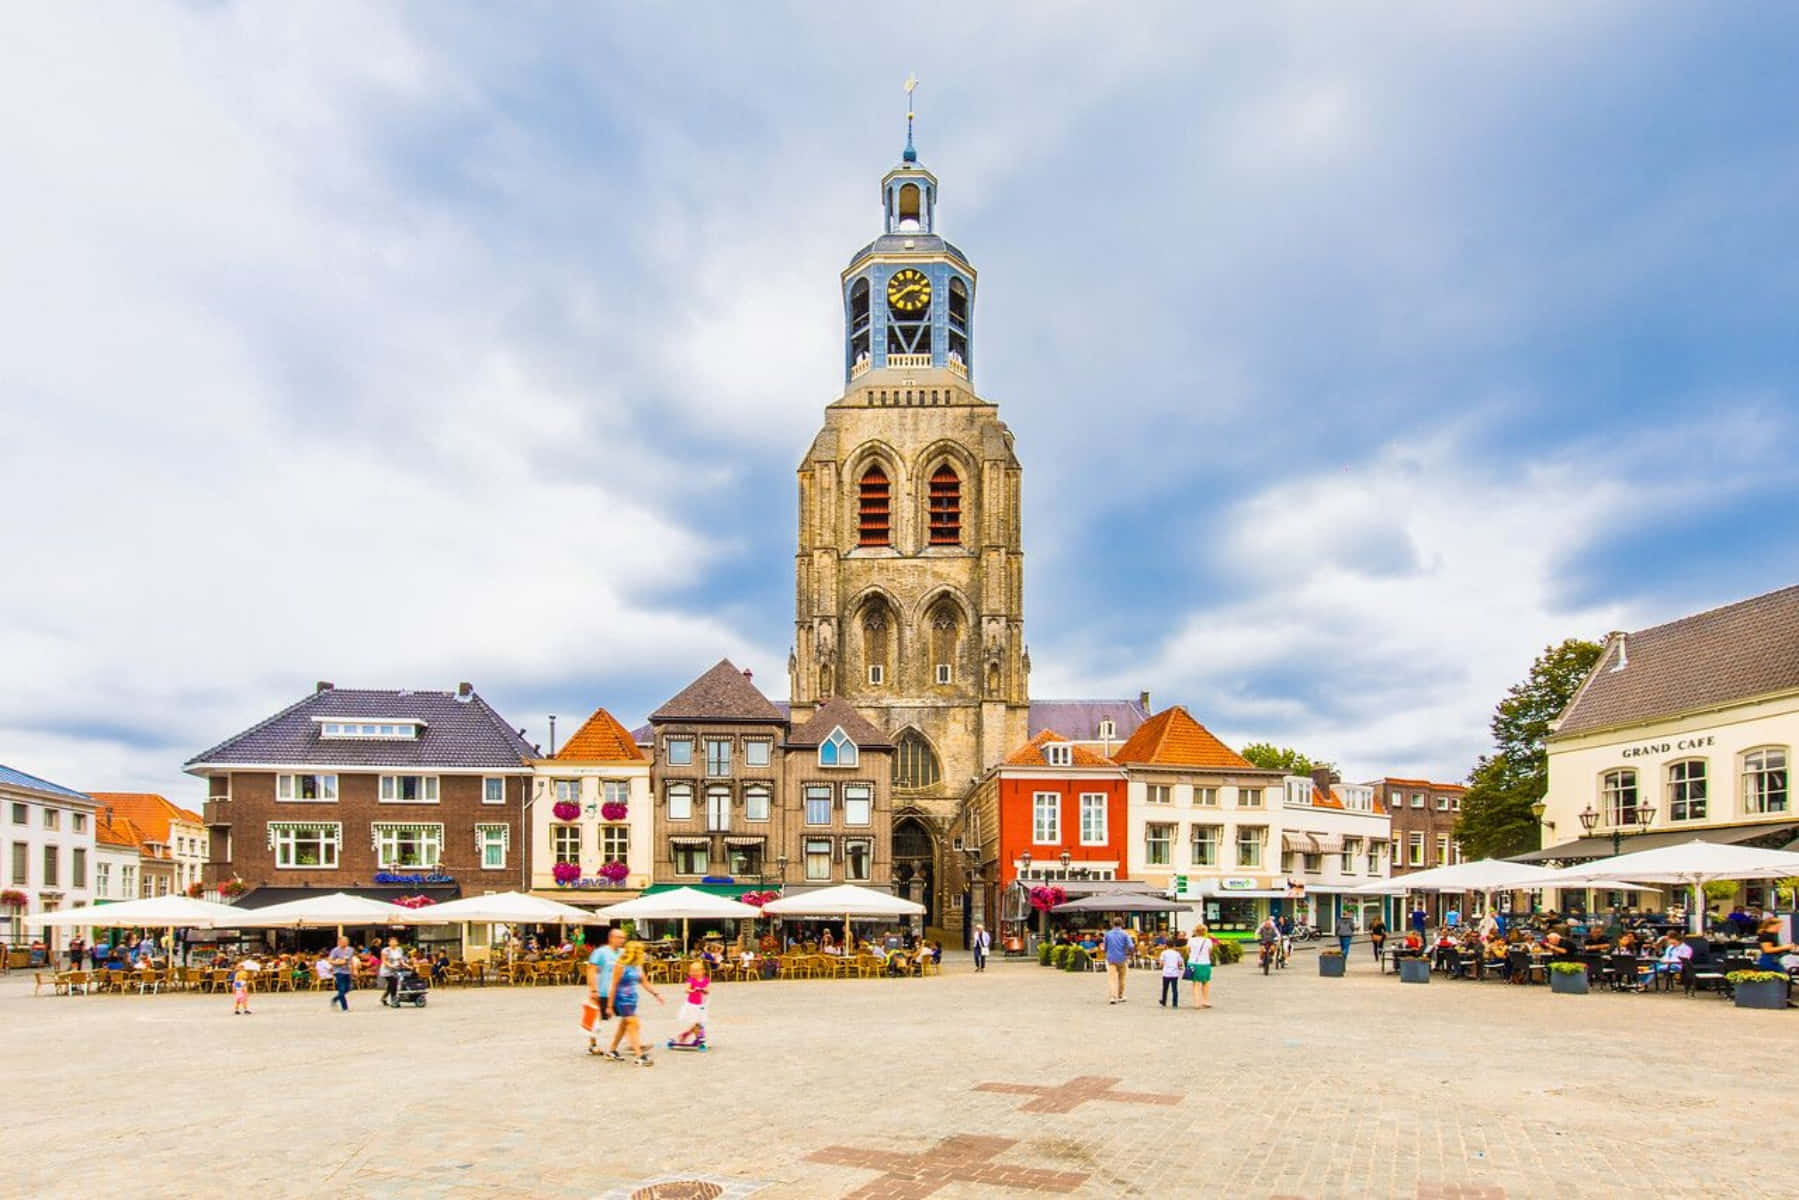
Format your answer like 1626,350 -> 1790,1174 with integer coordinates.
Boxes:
1549,969 -> 1589,995
1318,955 -> 1346,978
1733,979 -> 1789,1010
1398,958 -> 1430,984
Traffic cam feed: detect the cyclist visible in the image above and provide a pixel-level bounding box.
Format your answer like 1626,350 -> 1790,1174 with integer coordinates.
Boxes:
1276,913 -> 1295,968
1256,915 -> 1280,974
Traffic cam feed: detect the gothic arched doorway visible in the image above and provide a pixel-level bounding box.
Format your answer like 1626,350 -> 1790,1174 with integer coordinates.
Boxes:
893,815 -> 936,932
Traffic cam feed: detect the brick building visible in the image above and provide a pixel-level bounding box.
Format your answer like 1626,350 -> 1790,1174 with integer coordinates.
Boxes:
186,682 -> 534,906
1369,777 -> 1466,922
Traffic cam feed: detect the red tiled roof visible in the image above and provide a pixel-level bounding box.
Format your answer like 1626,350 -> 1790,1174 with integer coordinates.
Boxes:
1313,785 -> 1342,810
553,707 -> 646,762
1109,707 -> 1258,770
1003,730 -> 1116,768
88,793 -> 201,848
94,815 -> 143,851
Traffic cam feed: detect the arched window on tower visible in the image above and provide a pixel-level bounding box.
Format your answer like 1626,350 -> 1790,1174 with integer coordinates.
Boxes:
897,183 -> 922,231
928,598 -> 960,686
892,729 -> 942,790
861,597 -> 893,687
947,277 -> 969,364
849,277 -> 871,363
858,467 -> 891,547
928,466 -> 961,546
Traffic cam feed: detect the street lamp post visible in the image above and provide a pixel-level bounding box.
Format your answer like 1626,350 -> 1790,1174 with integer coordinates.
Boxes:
1576,803 -> 1654,919
1058,849 -> 1072,880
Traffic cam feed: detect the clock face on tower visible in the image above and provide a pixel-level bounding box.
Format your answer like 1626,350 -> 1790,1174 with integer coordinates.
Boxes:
886,268 -> 931,314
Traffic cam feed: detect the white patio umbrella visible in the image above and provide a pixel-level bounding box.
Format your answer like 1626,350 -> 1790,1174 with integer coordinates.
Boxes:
602,888 -> 761,950
762,883 -> 925,952
229,892 -> 421,935
1536,840 -> 1799,932
1349,859 -> 1560,894
412,891 -> 598,925
28,895 -> 245,975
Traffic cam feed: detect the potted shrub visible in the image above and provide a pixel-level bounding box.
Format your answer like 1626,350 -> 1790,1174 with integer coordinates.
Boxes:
1318,948 -> 1346,977
1398,956 -> 1430,984
1728,969 -> 1790,1010
1548,961 -> 1589,995
1063,947 -> 1090,972
1038,942 -> 1053,966
1050,944 -> 1070,969
1212,939 -> 1243,966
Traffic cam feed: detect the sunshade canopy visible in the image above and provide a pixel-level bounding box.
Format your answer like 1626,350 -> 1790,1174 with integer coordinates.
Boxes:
601,887 -> 761,921
1534,839 -> 1799,886
27,895 -> 245,929
761,884 -> 925,918
1352,859 -> 1559,894
412,891 -> 599,925
228,892 -> 419,928
1052,890 -> 1192,914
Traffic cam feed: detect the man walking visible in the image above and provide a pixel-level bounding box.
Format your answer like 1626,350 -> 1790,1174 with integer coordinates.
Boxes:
585,926 -> 626,1054
1102,917 -> 1133,1004
328,935 -> 355,1011
1334,912 -> 1355,958
971,923 -> 990,973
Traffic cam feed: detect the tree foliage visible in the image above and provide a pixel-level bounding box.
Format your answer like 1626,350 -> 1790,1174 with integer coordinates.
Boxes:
1453,637 -> 1604,859
1240,743 -> 1337,779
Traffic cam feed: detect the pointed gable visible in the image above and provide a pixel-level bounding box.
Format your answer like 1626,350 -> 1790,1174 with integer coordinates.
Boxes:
650,659 -> 787,725
1109,706 -> 1258,770
1003,729 -> 1115,768
787,698 -> 891,748
553,707 -> 646,762
87,793 -> 202,845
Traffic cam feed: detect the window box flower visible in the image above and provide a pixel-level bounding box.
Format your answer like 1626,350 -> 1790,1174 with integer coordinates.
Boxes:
0,890 -> 27,909
599,861 -> 629,884
552,800 -> 581,822
552,862 -> 582,886
600,801 -> 628,821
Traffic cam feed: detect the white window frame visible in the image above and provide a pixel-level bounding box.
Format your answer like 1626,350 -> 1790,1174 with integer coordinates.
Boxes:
666,782 -> 694,821
1667,759 -> 1707,822
1146,784 -> 1171,805
1408,831 -> 1425,866
705,785 -> 731,833
1239,788 -> 1263,808
550,824 -> 582,866
378,775 -> 439,804
744,783 -> 772,822
318,720 -> 422,740
805,837 -> 833,881
1190,824 -> 1219,867
1195,787 -> 1218,807
868,664 -> 885,685
805,785 -> 832,826
476,824 -> 509,870
600,825 -> 629,862
552,779 -> 581,804
819,728 -> 860,768
744,740 -> 772,768
935,663 -> 953,685
1341,838 -> 1359,874
270,822 -> 341,870
665,737 -> 693,767
1078,793 -> 1107,845
1410,793 -> 1425,809
1601,768 -> 1639,827
1045,743 -> 1073,767
1743,747 -> 1789,815
276,773 -> 339,803
1032,792 -> 1060,844
844,784 -> 872,827
1236,826 -> 1263,868
482,777 -> 506,805
705,738 -> 733,777
845,837 -> 873,882
673,841 -> 709,876
1144,822 -> 1173,867
372,823 -> 444,870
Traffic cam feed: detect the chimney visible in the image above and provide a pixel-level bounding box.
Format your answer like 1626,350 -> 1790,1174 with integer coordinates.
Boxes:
457,681 -> 473,698
548,715 -> 558,757
315,680 -> 333,694
1138,690 -> 1150,710
1609,633 -> 1628,673
1310,767 -> 1334,794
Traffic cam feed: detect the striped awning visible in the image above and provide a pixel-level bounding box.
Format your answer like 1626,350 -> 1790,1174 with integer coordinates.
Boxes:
723,836 -> 765,847
1282,832 -> 1319,853
669,835 -> 709,847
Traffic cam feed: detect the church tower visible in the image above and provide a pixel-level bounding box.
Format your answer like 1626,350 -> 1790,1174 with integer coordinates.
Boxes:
791,113 -> 1029,923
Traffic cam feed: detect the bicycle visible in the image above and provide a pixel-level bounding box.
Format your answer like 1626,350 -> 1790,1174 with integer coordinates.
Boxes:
1258,939 -> 1275,975
1275,935 -> 1292,969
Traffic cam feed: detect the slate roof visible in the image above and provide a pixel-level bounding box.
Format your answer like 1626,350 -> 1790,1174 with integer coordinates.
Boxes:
1554,583 -> 1799,737
1028,698 -> 1151,744
553,707 -> 646,763
1110,707 -> 1264,772
786,698 -> 893,749
1003,729 -> 1118,768
88,793 -> 202,845
185,686 -> 537,770
0,764 -> 91,802
649,660 -> 787,725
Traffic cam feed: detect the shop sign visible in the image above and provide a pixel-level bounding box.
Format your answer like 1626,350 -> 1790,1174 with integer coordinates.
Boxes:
374,871 -> 454,885
1619,733 -> 1716,760
1219,878 -> 1258,891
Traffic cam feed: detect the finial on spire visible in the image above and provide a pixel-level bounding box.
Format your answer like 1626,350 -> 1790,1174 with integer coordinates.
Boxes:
903,73 -> 919,163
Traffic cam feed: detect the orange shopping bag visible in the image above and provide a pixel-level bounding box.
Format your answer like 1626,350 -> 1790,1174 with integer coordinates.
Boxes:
579,1000 -> 600,1032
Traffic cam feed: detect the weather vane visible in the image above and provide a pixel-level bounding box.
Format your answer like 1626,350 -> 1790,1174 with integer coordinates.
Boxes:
904,73 -> 919,162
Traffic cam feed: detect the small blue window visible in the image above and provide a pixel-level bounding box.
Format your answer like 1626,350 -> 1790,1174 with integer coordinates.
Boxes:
820,728 -> 859,768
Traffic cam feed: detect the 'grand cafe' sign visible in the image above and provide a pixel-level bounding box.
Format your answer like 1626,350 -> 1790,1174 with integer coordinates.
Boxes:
1618,732 -> 1716,760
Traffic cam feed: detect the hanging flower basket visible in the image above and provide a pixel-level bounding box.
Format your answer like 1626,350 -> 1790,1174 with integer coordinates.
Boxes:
740,889 -> 779,908
185,882 -> 205,899
0,889 -> 27,908
552,862 -> 583,886
392,894 -> 436,910
599,860 -> 629,884
552,800 -> 581,822
600,801 -> 628,821
218,880 -> 247,900
1027,886 -> 1067,913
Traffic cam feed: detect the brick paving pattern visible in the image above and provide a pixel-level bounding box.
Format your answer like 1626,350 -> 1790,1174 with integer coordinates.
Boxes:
972,1075 -> 1182,1113
0,951 -> 1789,1197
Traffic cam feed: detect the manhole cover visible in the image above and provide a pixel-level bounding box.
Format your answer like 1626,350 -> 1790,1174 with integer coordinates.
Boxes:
632,1183 -> 724,1200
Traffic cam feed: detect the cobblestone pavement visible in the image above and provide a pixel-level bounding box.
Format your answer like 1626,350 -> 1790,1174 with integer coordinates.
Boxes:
2,951 -> 1790,1198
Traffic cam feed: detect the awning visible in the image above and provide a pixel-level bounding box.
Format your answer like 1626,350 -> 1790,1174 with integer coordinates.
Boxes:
1282,832 -> 1319,853
232,885 -> 461,909
723,836 -> 766,847
668,836 -> 710,847
1510,822 -> 1799,863
1009,879 -> 1153,897
638,882 -> 778,900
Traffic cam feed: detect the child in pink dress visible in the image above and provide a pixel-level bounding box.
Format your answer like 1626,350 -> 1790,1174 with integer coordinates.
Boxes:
670,960 -> 710,1047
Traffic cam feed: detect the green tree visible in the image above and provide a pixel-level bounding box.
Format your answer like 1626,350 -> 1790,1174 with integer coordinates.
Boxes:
1240,743 -> 1337,779
1453,637 -> 1604,859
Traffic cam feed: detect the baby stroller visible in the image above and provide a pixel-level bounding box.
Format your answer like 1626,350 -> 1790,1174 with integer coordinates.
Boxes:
383,969 -> 430,1008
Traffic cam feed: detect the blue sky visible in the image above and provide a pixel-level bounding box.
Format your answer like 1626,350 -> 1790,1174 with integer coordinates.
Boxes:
2,4 -> 1794,802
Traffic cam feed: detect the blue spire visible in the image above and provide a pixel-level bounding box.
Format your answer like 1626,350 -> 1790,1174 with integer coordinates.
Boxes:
903,74 -> 919,163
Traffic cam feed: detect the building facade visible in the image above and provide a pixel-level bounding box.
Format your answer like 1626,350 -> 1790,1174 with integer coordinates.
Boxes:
1370,777 -> 1466,921
1112,707 -> 1288,935
963,731 -> 1129,946
0,764 -> 97,956
530,706 -> 652,903
780,699 -> 894,893
186,682 -> 534,905
788,137 -> 1030,931
1279,773 -> 1390,931
1531,584 -> 1799,911
89,793 -> 205,898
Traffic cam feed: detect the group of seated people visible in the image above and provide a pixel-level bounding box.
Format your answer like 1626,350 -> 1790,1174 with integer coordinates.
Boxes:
1410,918 -> 1794,986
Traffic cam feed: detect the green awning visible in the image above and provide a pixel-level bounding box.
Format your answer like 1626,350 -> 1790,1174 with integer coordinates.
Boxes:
638,883 -> 778,899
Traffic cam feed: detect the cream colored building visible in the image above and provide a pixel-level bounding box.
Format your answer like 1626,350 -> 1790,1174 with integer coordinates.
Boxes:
1278,775 -> 1391,931
530,707 -> 653,903
1531,584 -> 1799,910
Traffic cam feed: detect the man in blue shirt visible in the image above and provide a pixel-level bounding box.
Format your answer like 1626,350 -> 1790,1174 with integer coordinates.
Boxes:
1102,918 -> 1134,1005
585,926 -> 626,1053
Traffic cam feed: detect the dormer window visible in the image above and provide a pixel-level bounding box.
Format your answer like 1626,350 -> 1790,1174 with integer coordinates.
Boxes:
317,719 -> 423,739
819,728 -> 860,768
1097,719 -> 1115,740
1044,743 -> 1073,768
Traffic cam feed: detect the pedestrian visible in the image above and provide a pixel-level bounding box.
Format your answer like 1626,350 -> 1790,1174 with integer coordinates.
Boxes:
1186,925 -> 1215,1008
604,941 -> 665,1066
1446,905 -> 1461,930
1157,942 -> 1183,1007
1369,917 -> 1387,963
1102,917 -> 1133,1005
67,935 -> 85,972
230,957 -> 254,1015
971,923 -> 990,973
379,936 -> 407,1008
671,958 -> 710,1048
585,926 -> 626,1055
1409,906 -> 1427,938
327,935 -> 355,1011
1334,912 -> 1355,958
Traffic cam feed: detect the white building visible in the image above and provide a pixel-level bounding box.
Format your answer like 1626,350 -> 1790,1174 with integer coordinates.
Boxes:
1531,584 -> 1799,912
530,706 -> 654,906
1,764 -> 98,959
1280,774 -> 1391,931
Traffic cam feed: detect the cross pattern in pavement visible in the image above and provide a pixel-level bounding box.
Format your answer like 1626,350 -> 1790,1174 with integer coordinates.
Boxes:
972,1074 -> 1182,1114
805,1133 -> 1088,1198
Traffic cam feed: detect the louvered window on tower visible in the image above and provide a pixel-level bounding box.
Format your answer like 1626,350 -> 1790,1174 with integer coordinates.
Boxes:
858,467 -> 891,546
928,466 -> 960,544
